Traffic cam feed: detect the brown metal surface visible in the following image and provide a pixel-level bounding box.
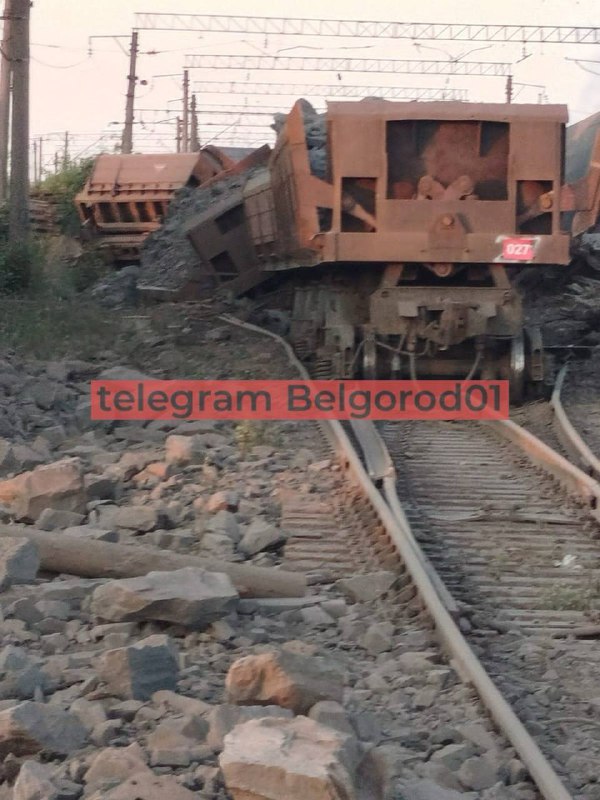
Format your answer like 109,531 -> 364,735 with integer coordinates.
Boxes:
563,111 -> 600,235
75,145 -> 271,262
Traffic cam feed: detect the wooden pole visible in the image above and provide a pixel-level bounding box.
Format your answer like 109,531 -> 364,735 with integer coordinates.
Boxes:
62,130 -> 69,168
182,69 -> 189,152
190,93 -> 199,151
8,0 -> 29,242
121,29 -> 138,154
0,524 -> 307,598
38,134 -> 42,182
0,0 -> 12,202
176,116 -> 181,152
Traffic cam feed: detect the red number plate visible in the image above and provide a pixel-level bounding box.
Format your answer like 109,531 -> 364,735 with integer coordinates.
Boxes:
502,238 -> 535,261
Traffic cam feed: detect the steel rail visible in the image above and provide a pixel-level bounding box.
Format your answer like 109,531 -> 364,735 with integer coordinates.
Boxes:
218,313 -> 572,800
485,417 -> 600,518
548,364 -> 600,482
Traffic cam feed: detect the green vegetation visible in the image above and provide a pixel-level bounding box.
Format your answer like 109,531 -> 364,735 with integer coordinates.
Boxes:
0,156 -> 121,358
38,157 -> 94,236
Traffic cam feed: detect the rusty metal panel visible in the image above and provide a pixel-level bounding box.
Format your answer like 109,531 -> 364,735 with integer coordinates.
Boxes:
564,111 -> 600,235
184,191 -> 264,294
326,99 -> 568,124
85,153 -> 203,192
510,122 -> 562,181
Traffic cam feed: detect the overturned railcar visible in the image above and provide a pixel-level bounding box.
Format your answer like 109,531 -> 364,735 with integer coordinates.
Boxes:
188,100 -> 575,398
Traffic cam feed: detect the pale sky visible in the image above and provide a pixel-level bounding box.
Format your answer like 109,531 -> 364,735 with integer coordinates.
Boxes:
27,0 -> 600,171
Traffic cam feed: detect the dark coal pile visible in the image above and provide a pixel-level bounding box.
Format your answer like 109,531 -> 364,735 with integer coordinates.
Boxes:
302,102 -> 327,179
138,173 -> 251,293
522,235 -> 600,348
88,264 -> 140,308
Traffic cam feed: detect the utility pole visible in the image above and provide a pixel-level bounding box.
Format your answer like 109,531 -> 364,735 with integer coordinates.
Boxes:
62,130 -> 69,169
176,117 -> 181,152
8,0 -> 29,242
38,134 -> 42,181
121,29 -> 138,154
190,93 -> 199,151
0,0 -> 13,201
505,74 -> 513,104
182,69 -> 189,152
32,136 -> 36,184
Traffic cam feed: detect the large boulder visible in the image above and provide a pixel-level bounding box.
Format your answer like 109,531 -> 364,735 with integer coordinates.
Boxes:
90,567 -> 238,628
0,458 -> 86,521
0,701 -> 87,758
84,742 -> 152,790
220,716 -> 361,800
226,650 -> 344,714
87,773 -> 197,800
96,634 -> 179,700
0,538 -> 39,591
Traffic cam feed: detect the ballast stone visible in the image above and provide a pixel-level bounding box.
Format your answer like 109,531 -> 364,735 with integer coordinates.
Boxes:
335,571 -> 397,602
96,634 -> 179,700
220,716 -> 361,800
238,518 -> 286,556
13,760 -> 61,800
88,773 -> 198,800
90,567 -> 238,628
206,703 -> 293,749
0,701 -> 87,758
0,538 -> 39,591
84,742 -> 151,789
0,458 -> 86,521
226,649 -> 344,714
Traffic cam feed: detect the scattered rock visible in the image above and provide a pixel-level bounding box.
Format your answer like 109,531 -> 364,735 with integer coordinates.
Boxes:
13,760 -> 61,800
96,634 -> 179,700
220,716 -> 361,800
37,508 -> 85,531
165,434 -> 205,466
91,567 -> 238,627
238,517 -> 286,556
335,571 -> 397,602
206,703 -> 293,749
84,741 -> 151,789
147,715 -> 209,766
0,701 -> 87,757
226,650 -> 344,713
88,772 -> 197,800
0,538 -> 39,591
362,621 -> 395,655
1,458 -> 86,522
206,490 -> 239,513
113,504 -> 162,532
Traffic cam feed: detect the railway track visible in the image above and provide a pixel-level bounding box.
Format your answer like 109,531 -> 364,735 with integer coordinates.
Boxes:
223,314 -> 600,800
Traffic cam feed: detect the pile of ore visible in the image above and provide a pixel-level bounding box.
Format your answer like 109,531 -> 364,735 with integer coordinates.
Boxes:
138,173 -> 252,295
522,233 -> 600,348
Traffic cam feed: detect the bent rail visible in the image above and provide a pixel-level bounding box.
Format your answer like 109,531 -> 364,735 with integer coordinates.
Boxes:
549,364 -> 600,482
219,313 -> 573,800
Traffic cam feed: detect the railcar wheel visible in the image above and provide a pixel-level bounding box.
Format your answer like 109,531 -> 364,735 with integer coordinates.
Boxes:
362,337 -> 377,379
509,332 -> 525,405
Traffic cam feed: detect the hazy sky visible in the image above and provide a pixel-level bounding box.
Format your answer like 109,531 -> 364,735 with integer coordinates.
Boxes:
26,0 -> 600,169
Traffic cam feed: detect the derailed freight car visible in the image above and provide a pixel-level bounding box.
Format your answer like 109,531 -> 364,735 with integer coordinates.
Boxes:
187,100 -> 591,400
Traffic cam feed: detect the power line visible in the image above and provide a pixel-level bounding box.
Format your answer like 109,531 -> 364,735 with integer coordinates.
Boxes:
187,81 -> 469,100
183,54 -> 511,76
135,14 -> 600,44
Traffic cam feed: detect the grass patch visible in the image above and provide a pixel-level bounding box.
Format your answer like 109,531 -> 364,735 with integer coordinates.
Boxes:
540,580 -> 600,612
0,292 -> 125,360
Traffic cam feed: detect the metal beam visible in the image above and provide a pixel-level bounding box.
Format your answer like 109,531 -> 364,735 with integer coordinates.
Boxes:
136,13 -> 600,44
184,54 -> 511,76
188,82 -> 469,101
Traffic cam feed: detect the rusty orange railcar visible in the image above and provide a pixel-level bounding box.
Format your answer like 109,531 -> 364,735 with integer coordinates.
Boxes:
188,100 -> 596,399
